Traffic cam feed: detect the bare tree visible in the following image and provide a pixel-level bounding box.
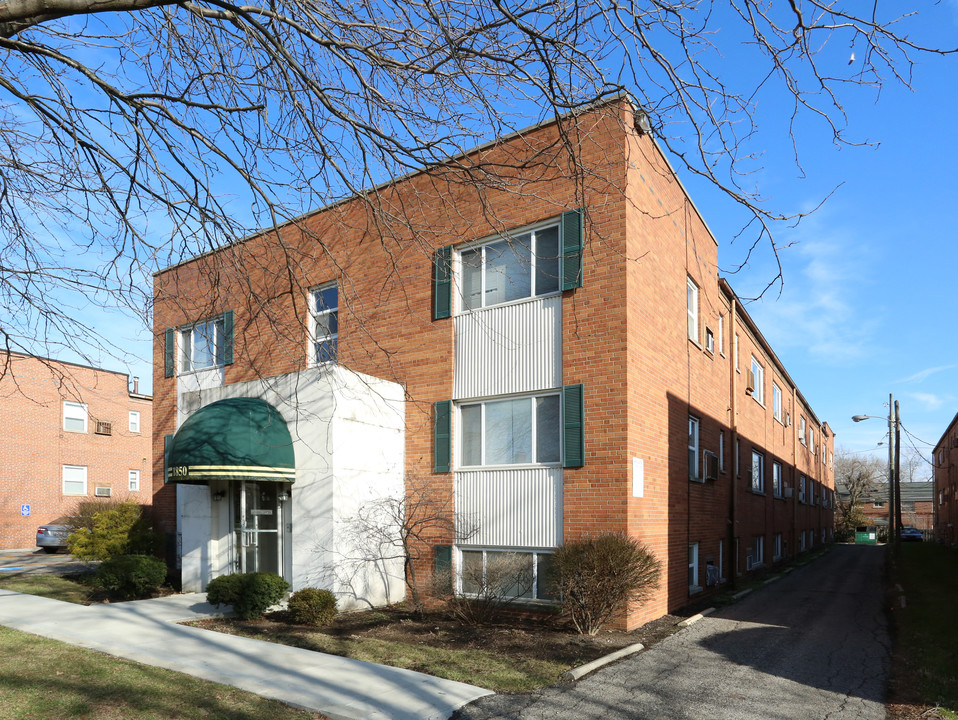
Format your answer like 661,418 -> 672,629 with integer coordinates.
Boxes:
900,447 -> 932,484
0,1 -> 954,363
834,448 -> 885,533
316,474 -> 475,613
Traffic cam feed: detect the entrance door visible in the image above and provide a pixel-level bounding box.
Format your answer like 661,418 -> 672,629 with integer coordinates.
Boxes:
232,481 -> 283,576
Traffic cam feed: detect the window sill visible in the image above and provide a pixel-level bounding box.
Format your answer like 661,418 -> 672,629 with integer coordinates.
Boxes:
457,291 -> 562,316
751,489 -> 766,496
457,463 -> 563,472
689,585 -> 703,596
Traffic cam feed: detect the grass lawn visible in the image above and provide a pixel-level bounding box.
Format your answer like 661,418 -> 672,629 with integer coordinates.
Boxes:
887,542 -> 958,719
0,626 -> 324,720
0,573 -> 92,604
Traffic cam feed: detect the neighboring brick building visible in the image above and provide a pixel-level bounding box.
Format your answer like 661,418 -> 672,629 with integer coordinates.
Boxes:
152,98 -> 834,628
836,481 -> 933,536
933,415 -> 958,544
0,353 -> 152,550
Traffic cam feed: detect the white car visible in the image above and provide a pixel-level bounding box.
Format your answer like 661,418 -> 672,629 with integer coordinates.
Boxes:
36,520 -> 72,553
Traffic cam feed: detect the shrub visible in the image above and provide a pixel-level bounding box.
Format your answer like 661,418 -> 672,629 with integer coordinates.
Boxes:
95,555 -> 168,600
287,588 -> 338,626
206,572 -> 289,620
436,551 -> 534,625
550,534 -> 661,636
67,500 -> 155,562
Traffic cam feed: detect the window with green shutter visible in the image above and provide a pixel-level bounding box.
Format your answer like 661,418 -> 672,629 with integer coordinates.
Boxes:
433,246 -> 453,320
434,544 -> 452,592
562,384 -> 584,467
164,328 -> 175,378
561,209 -> 583,290
433,400 -> 452,473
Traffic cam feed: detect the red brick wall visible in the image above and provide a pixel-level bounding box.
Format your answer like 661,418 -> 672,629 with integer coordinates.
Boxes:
0,354 -> 152,549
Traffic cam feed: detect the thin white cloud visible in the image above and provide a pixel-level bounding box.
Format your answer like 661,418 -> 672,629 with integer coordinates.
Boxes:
896,364 -> 958,384
906,392 -> 948,412
733,210 -> 879,365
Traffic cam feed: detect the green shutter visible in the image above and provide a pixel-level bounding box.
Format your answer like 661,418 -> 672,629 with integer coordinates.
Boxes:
164,328 -> 175,378
561,209 -> 583,290
562,384 -> 584,468
222,310 -> 234,365
434,544 -> 453,593
433,245 -> 453,320
164,433 -> 174,484
434,400 -> 452,473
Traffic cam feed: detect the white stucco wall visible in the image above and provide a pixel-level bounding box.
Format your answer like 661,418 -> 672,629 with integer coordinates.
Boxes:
175,364 -> 406,610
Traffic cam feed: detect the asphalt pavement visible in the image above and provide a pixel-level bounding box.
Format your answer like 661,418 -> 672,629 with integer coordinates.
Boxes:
454,544 -> 890,720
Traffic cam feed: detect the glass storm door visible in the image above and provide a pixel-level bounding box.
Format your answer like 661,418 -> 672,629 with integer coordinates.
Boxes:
233,481 -> 281,575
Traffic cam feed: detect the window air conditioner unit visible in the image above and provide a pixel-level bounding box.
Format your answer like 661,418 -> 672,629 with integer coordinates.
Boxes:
95,420 -> 112,436
745,370 -> 755,395
95,486 -> 112,497
704,451 -> 719,481
784,487 -> 794,499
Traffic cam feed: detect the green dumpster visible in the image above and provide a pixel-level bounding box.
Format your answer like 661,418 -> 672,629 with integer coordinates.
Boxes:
854,525 -> 878,545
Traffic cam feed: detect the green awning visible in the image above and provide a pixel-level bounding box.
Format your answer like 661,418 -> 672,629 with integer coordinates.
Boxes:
167,397 -> 295,485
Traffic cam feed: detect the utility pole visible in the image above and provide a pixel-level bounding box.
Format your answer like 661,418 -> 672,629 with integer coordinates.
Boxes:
888,393 -> 895,546
894,399 -> 902,547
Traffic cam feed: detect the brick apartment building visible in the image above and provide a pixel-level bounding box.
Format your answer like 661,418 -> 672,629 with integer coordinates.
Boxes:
0,353 -> 152,550
152,98 -> 834,628
933,414 -> 958,544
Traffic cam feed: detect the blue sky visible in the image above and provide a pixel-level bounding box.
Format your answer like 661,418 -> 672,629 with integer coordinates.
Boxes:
687,9 -> 958,473
65,5 -> 956,477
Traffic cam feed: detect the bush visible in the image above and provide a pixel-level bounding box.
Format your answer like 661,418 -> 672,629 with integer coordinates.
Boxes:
95,555 -> 168,600
206,572 -> 290,620
550,534 -> 661,636
435,551 -> 534,625
67,500 -> 156,562
287,588 -> 338,626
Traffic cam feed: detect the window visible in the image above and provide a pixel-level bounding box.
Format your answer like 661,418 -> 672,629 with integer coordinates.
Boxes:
62,465 -> 87,496
750,536 -> 764,568
63,402 -> 88,433
751,450 -> 764,493
773,533 -> 783,561
719,431 -> 726,473
873,500 -> 884,508
180,316 -> 227,373
689,542 -> 699,591
810,427 -> 816,454
799,475 -> 807,503
749,356 -> 765,404
460,394 -> 560,467
128,470 -> 140,492
129,411 -> 141,433
734,333 -> 740,371
460,224 -> 560,311
688,416 -> 700,479
459,548 -> 554,601
799,416 -> 807,445
687,277 -> 699,342
772,382 -> 783,422
705,328 -> 714,354
717,314 -> 725,355
735,439 -> 741,477
800,531 -> 807,551
773,461 -> 783,498
310,284 -> 339,364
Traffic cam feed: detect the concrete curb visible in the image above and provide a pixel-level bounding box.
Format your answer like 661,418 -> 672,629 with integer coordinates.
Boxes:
677,607 -> 715,627
561,643 -> 645,682
731,588 -> 753,600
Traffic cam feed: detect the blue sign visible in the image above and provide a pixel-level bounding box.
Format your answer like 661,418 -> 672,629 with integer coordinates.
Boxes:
20,505 -> 30,517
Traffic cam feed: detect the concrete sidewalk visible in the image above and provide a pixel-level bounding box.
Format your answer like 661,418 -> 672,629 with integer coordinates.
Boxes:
0,589 -> 492,720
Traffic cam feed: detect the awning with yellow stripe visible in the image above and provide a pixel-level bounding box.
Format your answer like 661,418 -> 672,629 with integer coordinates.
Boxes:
167,397 -> 295,485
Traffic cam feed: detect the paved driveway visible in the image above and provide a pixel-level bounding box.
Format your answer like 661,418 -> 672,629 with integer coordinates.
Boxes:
0,548 -> 93,576
455,544 -> 889,720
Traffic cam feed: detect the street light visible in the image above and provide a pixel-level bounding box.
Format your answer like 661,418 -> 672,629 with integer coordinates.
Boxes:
851,394 -> 900,546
